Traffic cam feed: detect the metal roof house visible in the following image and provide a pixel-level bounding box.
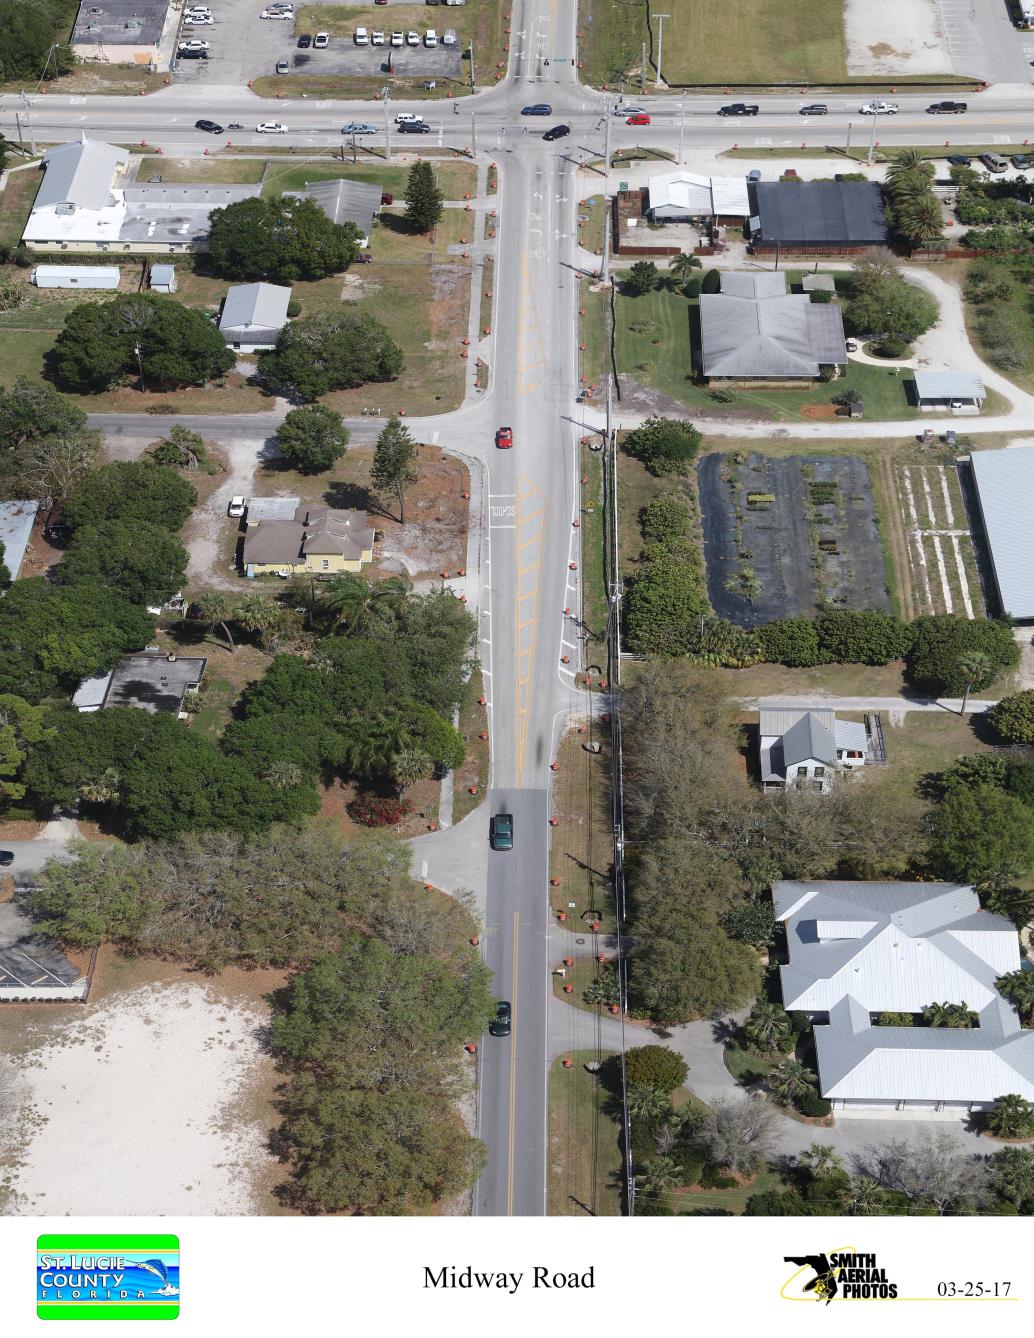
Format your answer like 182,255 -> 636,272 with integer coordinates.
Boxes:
646,170 -> 752,222
71,1 -> 173,67
751,181 -> 890,250
775,880 -> 1034,1116
912,370 -> 985,411
285,178 -> 382,246
699,271 -> 847,380
218,282 -> 293,352
969,445 -> 1034,620
758,706 -> 868,791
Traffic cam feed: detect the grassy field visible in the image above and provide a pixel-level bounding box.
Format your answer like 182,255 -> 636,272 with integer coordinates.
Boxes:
136,157 -> 266,185
261,158 -> 477,201
577,0 -> 647,92
958,259 -> 1034,395
549,728 -> 615,936
0,170 -> 41,249
0,67 -> 166,96
579,442 -> 609,649
578,195 -> 606,256
674,1165 -> 782,1215
610,283 -> 928,422
548,1050 -> 624,1216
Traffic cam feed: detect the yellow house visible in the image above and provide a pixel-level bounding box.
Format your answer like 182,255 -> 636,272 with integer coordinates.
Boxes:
243,505 -> 375,579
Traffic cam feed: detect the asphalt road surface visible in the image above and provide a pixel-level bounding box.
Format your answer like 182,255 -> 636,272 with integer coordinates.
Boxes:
6,0 -> 1034,1217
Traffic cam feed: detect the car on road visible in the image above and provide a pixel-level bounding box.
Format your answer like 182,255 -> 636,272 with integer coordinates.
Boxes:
495,425 -> 513,448
521,103 -> 552,115
718,102 -> 759,116
195,118 -> 223,133
395,111 -> 424,123
1012,153 -> 1032,170
398,121 -> 431,133
390,30 -> 404,45
859,100 -> 898,115
626,113 -> 650,125
257,122 -> 288,133
614,104 -> 643,116
926,100 -> 967,114
313,31 -> 329,47
799,103 -> 828,115
406,30 -> 420,44
489,1000 -> 512,1037
228,496 -> 247,518
0,851 -> 14,868
371,30 -> 385,44
342,121 -> 377,135
543,124 -> 570,141
179,38 -> 211,50
947,154 -> 972,166
489,812 -> 514,850
297,33 -> 311,47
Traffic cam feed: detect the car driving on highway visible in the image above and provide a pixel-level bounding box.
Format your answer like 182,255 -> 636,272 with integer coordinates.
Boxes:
395,112 -> 424,123
398,122 -> 431,134
256,122 -> 288,133
342,122 -> 377,135
626,113 -> 650,125
489,1001 -> 512,1037
195,118 -> 222,133
799,103 -> 828,115
543,124 -> 570,141
489,812 -> 513,850
859,100 -> 898,115
521,103 -> 552,115
495,426 -> 513,448
717,102 -> 759,116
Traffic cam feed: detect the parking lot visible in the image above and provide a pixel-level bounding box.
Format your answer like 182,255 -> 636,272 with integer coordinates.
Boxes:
171,0 -> 464,86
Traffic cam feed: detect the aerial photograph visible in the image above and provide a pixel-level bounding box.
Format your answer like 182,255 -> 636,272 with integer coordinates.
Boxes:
2,0 -> 1034,1227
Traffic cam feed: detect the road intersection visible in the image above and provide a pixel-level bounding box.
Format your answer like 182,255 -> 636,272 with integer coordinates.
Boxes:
5,0 -> 1034,1216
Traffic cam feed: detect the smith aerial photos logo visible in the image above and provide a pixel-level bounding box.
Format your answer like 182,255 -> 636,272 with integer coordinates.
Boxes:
37,1234 -> 179,1321
783,1249 -> 898,1303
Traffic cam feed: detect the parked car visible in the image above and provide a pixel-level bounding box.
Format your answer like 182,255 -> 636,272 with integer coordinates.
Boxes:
845,339 -> 858,352
980,153 -> 1008,173
398,121 -> 431,133
859,100 -> 898,114
926,101 -> 967,114
747,168 -> 762,182
442,28 -> 457,45
256,121 -> 288,133
543,124 -> 570,141
297,33 -> 311,47
395,111 -> 424,123
0,851 -> 14,868
799,103 -> 828,115
495,425 -> 513,448
489,1000 -> 512,1037
371,30 -> 385,45
185,4 -> 212,12
228,496 -> 247,518
946,154 -> 972,166
406,30 -> 420,44
425,29 -> 438,45
179,47 -> 208,58
342,121 -> 377,135
390,31 -> 404,45
1012,154 -> 1032,170
718,103 -> 759,116
489,812 -> 514,850
275,59 -> 289,74
183,13 -> 214,23
178,38 -> 211,50
521,103 -> 552,115
313,31 -> 329,47
626,113 -> 650,125
260,7 -> 294,17
354,27 -> 368,43
195,118 -> 222,133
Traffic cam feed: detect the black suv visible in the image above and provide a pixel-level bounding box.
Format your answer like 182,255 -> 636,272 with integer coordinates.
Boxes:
718,103 -> 759,116
926,101 -> 967,114
543,124 -> 570,141
799,104 -> 828,115
195,119 -> 223,133
398,122 -> 431,134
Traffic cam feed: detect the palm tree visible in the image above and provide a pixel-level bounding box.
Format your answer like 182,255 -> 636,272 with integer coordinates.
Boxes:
798,1143 -> 843,1179
637,1155 -> 680,1195
78,767 -> 121,805
956,650 -> 994,713
922,1000 -> 976,1028
391,747 -> 434,788
262,760 -> 304,791
232,592 -> 278,641
895,194 -> 945,246
885,148 -> 934,189
668,251 -> 702,291
346,714 -> 410,780
319,573 -> 411,634
768,1058 -> 818,1107
743,1001 -> 793,1055
626,1083 -> 672,1121
996,969 -> 1034,1024
192,590 -> 236,653
986,1093 -> 1034,1139
846,1174 -> 886,1216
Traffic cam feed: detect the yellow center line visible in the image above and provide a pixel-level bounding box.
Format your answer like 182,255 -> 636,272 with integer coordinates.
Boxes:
506,908 -> 520,1216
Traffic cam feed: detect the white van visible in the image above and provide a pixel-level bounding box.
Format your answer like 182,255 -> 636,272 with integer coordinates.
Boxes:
354,26 -> 369,44
442,28 -> 457,45
425,29 -> 438,45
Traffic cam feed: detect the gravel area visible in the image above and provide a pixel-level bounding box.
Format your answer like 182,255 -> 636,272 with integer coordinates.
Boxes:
844,0 -> 952,75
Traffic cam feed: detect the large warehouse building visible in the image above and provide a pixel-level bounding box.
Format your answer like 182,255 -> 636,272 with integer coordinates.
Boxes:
969,445 -> 1034,621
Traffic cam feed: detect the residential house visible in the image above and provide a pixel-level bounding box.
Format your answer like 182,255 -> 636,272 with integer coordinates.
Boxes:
645,170 -> 751,224
285,178 -> 382,247
72,653 -> 206,717
219,282 -> 292,351
758,705 -> 868,791
23,138 -> 262,255
699,270 -> 846,381
775,879 -> 1034,1116
243,503 -> 375,578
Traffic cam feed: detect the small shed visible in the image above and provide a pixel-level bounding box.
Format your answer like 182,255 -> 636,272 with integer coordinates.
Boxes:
31,265 -> 120,289
912,369 -> 985,410
149,263 -> 177,293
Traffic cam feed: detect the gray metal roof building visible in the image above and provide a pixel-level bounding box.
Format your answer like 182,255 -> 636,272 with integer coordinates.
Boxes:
700,289 -> 847,378
36,139 -> 129,212
285,178 -> 382,242
219,282 -> 292,348
913,370 -> 985,405
969,445 -> 1034,620
119,183 -> 261,247
752,181 -> 890,246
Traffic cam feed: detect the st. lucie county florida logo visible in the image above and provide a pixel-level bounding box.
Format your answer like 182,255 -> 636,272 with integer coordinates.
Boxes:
37,1234 -> 179,1320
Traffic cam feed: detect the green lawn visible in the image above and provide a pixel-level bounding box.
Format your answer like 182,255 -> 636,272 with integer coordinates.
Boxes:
724,1042 -> 778,1088
0,169 -> 41,249
548,1050 -> 624,1216
612,283 -> 929,422
656,0 -> 847,85
960,259 -> 1034,395
136,157 -> 266,185
261,159 -> 476,201
674,1165 -> 783,1215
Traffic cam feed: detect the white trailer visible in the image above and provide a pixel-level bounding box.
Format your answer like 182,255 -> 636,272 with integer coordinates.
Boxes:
31,265 -> 121,289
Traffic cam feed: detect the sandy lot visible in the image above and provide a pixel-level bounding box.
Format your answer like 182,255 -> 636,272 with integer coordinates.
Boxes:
844,0 -> 952,74
1,978 -> 277,1216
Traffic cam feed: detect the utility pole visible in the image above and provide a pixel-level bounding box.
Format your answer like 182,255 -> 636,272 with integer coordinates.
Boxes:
602,112 -> 613,284
641,41 -> 646,91
846,119 -> 853,158
867,109 -> 879,166
19,92 -> 36,156
468,41 -> 475,95
678,91 -> 686,164
654,14 -> 670,89
382,86 -> 391,163
603,100 -> 612,182
471,114 -> 477,158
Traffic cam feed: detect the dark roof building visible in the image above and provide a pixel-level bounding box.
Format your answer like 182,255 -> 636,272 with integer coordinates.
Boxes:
72,653 -> 206,716
752,181 -> 889,248
71,1 -> 170,59
285,178 -> 382,245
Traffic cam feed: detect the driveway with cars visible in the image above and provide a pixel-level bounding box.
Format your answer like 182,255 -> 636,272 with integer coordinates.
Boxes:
287,42 -> 462,79
172,0 -> 303,86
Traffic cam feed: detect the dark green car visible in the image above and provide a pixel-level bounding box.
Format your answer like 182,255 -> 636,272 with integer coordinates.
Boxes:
489,1000 -> 512,1037
489,812 -> 513,851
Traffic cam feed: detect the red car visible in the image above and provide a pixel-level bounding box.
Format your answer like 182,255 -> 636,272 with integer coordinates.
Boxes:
626,113 -> 651,125
495,426 -> 513,449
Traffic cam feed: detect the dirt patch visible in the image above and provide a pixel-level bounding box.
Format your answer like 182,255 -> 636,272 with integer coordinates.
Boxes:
318,775 -> 440,838
0,820 -> 44,841
801,403 -> 839,419
699,451 -> 891,629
